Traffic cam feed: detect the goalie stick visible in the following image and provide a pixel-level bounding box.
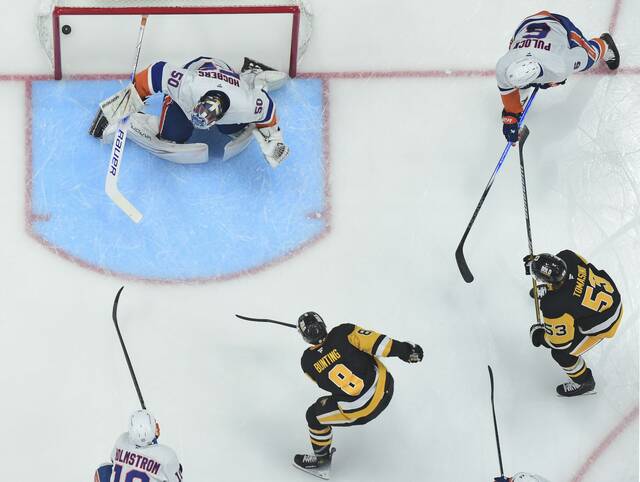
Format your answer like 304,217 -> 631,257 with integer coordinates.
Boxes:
112,286 -> 146,409
104,16 -> 148,223
518,126 -> 542,325
455,87 -> 539,282
235,314 -> 297,329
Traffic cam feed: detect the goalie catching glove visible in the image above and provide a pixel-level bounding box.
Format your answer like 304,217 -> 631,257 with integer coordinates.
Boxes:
253,125 -> 290,168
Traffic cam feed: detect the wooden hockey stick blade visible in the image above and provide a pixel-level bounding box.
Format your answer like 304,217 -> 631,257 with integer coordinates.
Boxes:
235,314 -> 297,328
455,241 -> 474,283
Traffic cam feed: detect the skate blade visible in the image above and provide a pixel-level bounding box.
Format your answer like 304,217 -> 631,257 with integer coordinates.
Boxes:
556,390 -> 597,398
292,462 -> 331,480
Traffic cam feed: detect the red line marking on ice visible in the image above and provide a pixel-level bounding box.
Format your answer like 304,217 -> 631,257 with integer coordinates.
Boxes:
570,404 -> 639,482
609,0 -> 624,33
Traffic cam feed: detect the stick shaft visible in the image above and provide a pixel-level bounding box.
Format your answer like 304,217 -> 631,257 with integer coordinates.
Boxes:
112,286 -> 146,410
455,87 -> 539,282
488,366 -> 504,476
235,314 -> 297,328
518,126 -> 542,324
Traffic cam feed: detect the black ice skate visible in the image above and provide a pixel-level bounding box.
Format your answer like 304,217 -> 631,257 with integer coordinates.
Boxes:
241,57 -> 276,74
600,33 -> 620,70
556,377 -> 596,397
293,448 -> 336,480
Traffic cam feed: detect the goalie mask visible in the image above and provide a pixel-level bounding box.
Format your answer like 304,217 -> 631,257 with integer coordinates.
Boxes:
298,311 -> 327,345
191,91 -> 229,129
528,253 -> 567,287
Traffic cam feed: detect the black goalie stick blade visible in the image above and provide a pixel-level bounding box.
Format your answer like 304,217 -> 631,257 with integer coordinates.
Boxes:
455,242 -> 474,283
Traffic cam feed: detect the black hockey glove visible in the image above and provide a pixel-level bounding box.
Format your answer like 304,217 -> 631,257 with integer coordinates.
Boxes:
502,110 -> 521,143
530,323 -> 547,348
494,477 -> 510,482
397,342 -> 423,363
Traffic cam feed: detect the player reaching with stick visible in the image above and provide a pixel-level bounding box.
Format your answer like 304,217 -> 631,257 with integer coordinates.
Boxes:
497,11 -> 620,144
524,251 -> 623,396
293,312 -> 423,479
90,56 -> 290,168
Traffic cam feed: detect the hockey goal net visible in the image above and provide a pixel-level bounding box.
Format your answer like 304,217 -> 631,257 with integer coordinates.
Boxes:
37,0 -> 313,79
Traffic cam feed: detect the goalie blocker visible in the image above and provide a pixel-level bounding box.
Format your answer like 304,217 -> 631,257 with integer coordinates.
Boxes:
90,56 -> 289,167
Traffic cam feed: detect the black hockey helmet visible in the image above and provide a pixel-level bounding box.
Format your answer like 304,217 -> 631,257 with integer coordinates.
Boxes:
297,312 -> 327,345
530,253 -> 567,286
191,90 -> 230,129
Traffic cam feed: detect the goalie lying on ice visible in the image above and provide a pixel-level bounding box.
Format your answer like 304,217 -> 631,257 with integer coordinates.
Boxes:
89,56 -> 290,168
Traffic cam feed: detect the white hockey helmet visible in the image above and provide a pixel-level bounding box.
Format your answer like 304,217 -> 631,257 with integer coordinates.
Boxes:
506,57 -> 542,88
512,473 -> 544,482
128,410 -> 160,447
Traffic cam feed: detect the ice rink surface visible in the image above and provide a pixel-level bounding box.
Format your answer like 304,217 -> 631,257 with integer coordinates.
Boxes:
0,1 -> 638,481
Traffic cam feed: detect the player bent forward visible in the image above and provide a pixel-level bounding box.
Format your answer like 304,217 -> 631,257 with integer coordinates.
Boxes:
294,312 -> 423,479
524,250 -> 623,397
496,11 -> 620,143
90,56 -> 290,168
94,410 -> 183,482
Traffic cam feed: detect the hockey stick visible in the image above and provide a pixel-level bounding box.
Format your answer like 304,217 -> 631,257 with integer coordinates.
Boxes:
518,126 -> 542,325
488,365 -> 505,479
235,314 -> 296,329
112,286 -> 146,409
104,16 -> 148,223
455,87 -> 539,282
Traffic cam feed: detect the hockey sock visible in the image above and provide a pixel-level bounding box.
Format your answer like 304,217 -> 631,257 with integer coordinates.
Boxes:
309,426 -> 333,457
589,38 -> 607,61
562,356 -> 589,382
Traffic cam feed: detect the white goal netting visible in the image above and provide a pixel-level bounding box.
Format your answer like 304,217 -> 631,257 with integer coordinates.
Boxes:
37,0 -> 313,77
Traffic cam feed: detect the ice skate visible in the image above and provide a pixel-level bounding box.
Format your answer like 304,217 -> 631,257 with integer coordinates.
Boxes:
293,448 -> 336,480
600,33 -> 620,70
556,377 -> 596,397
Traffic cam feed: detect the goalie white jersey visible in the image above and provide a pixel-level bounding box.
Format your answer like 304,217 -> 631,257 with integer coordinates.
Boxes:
110,432 -> 183,482
134,56 -> 277,128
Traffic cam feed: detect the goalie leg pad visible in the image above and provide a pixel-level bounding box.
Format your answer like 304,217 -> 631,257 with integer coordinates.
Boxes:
103,113 -> 209,164
221,124 -> 256,161
99,83 -> 144,124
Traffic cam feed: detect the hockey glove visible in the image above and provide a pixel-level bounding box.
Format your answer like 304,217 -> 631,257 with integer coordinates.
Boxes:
530,323 -> 547,348
253,126 -> 290,168
529,284 -> 548,299
494,477 -> 510,482
99,83 -> 144,124
502,110 -> 521,144
397,342 -> 424,363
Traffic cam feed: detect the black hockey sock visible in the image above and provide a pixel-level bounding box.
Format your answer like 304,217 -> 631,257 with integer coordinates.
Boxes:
309,426 -> 332,457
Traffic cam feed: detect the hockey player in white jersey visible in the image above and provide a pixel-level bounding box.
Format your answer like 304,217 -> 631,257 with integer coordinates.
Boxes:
496,11 -> 620,143
94,410 -> 183,482
90,56 -> 289,168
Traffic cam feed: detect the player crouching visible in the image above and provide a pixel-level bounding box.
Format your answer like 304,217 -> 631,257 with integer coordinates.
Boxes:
94,410 -> 183,482
524,251 -> 623,397
89,56 -> 290,168
294,312 -> 423,479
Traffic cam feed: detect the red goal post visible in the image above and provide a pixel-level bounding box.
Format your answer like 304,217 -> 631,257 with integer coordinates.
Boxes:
37,0 -> 313,79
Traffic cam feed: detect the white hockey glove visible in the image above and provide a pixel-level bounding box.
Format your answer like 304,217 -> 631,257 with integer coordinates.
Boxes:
253,125 -> 290,168
99,83 -> 144,124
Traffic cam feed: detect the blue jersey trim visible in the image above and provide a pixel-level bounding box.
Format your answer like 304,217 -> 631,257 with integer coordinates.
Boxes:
150,61 -> 166,93
260,91 -> 275,123
183,56 -> 213,69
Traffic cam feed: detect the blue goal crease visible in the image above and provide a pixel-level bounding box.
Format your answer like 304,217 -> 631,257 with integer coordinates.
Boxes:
29,78 -> 326,281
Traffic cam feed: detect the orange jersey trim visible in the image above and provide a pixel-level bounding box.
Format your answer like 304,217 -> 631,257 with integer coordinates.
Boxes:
501,90 -> 523,114
134,66 -> 153,98
256,112 -> 278,129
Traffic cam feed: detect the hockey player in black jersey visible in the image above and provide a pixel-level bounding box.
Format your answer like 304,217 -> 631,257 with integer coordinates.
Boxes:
293,312 -> 423,479
524,250 -> 623,397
